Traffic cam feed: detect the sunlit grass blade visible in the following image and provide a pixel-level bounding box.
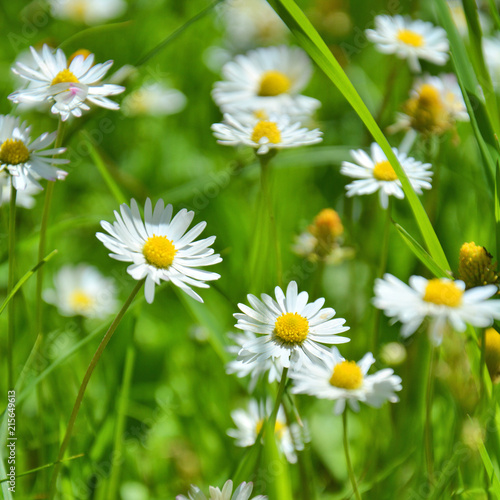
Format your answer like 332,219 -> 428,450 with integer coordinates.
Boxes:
268,0 -> 450,272
0,250 -> 58,316
393,223 -> 448,278
58,21 -> 133,51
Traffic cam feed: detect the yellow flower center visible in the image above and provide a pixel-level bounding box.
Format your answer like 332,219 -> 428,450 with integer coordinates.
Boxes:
51,69 -> 79,86
329,360 -> 363,390
69,289 -> 95,313
258,70 -> 292,96
143,235 -> 177,269
372,160 -> 398,181
68,48 -> 92,65
274,312 -> 309,344
423,279 -> 463,307
313,208 -> 344,238
458,241 -> 498,289
251,121 -> 282,144
0,139 -> 30,165
397,29 -> 424,47
485,328 -> 500,383
256,418 -> 286,439
253,109 -> 269,120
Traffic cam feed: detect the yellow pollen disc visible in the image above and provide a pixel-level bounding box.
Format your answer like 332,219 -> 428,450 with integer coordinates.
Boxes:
372,161 -> 398,181
0,139 -> 30,165
69,290 -> 94,312
253,109 -> 269,120
68,48 -> 92,65
397,29 -> 424,47
423,279 -> 463,307
258,70 -> 291,96
274,312 -> 309,344
485,328 -> 500,382
329,360 -> 363,390
51,69 -> 79,86
143,235 -> 177,269
251,121 -> 281,144
256,419 -> 286,439
417,84 -> 441,107
313,208 -> 344,238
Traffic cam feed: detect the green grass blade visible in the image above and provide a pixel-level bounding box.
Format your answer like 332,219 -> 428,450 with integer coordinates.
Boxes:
58,21 -> 132,51
0,250 -> 58,316
496,162 -> 500,258
268,0 -> 450,272
393,223 -> 448,278
472,416 -> 500,496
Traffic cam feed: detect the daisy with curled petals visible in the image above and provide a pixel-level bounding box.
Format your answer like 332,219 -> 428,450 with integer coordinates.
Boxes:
212,114 -> 322,155
341,142 -> 432,209
96,198 -> 222,304
290,347 -> 402,414
177,480 -> 266,500
0,114 -> 68,191
234,281 -> 350,369
9,44 -> 124,121
212,45 -> 320,117
373,273 -> 500,345
227,399 -> 303,463
365,15 -> 449,72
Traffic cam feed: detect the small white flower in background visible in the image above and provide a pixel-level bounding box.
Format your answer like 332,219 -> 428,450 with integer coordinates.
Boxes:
49,0 -> 126,25
365,15 -> 449,72
227,399 -> 304,464
234,281 -> 350,369
43,264 -> 118,319
373,273 -> 500,345
220,0 -> 288,49
379,342 -> 407,366
122,82 -> 187,117
212,45 -> 320,117
226,331 -> 284,391
96,198 -> 222,304
9,45 -> 125,121
341,142 -> 433,209
0,115 -> 68,191
290,347 -> 402,414
176,480 -> 266,500
212,114 -> 322,155
0,173 -> 40,209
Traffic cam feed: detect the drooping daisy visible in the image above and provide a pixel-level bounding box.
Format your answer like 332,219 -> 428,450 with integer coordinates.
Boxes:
290,347 -> 402,414
49,0 -> 126,25
373,273 -> 500,345
340,142 -> 433,209
234,281 -> 350,369
365,15 -> 449,72
0,115 -> 68,191
228,399 -> 304,463
212,114 -> 322,155
0,173 -> 40,209
176,480 -> 266,500
9,45 -> 125,121
96,198 -> 222,304
226,331 -> 284,391
212,45 -> 320,116
43,264 -> 118,319
122,82 -> 187,117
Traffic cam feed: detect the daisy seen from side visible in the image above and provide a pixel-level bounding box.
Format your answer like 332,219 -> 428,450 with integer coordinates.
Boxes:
177,480 -> 266,500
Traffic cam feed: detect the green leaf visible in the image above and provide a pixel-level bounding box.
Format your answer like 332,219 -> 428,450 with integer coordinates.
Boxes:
496,161 -> 500,258
268,0 -> 450,273
472,416 -> 500,496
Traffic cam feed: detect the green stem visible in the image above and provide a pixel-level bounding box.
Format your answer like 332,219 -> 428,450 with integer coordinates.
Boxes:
343,410 -> 361,500
269,367 -> 289,428
425,344 -> 437,484
7,183 -> 17,391
480,328 -> 487,402
48,280 -> 144,498
259,152 -> 282,287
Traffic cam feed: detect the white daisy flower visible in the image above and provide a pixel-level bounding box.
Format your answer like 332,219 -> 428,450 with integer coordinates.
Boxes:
227,399 -> 304,464
96,198 -> 222,304
365,15 -> 449,72
49,0 -> 126,25
0,115 -> 68,191
373,273 -> 500,345
43,264 -> 118,319
212,45 -> 320,117
234,281 -> 350,370
9,45 -> 125,121
212,114 -> 322,155
0,172 -> 40,209
176,480 -> 266,500
340,142 -> 433,209
122,82 -> 187,117
290,347 -> 402,415
226,331 -> 284,391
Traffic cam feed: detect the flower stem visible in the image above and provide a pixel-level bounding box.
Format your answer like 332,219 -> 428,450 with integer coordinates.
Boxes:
480,328 -> 487,403
7,183 -> 17,391
424,344 -> 437,484
343,410 -> 362,500
48,280 -> 144,498
269,367 -> 289,429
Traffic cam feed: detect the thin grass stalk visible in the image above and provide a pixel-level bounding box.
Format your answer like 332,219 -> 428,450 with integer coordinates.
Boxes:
425,344 -> 437,484
343,410 -> 362,500
7,184 -> 17,391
